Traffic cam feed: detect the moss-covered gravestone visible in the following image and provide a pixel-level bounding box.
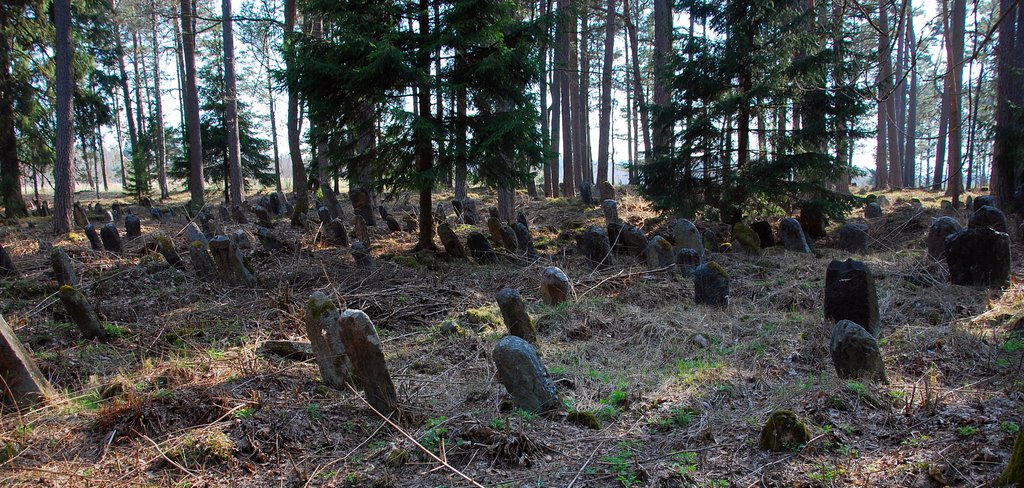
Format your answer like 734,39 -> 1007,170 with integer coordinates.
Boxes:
1,314 -> 55,407
209,235 -> 257,286
184,222 -> 209,249
50,247 -> 76,286
496,288 -> 535,342
305,292 -> 352,390
189,241 -> 217,278
339,309 -> 398,416
758,410 -> 810,451
645,235 -> 675,268
541,267 -> 570,305
58,285 -> 107,341
694,262 -> 729,307
493,335 -> 560,414
155,236 -> 183,268
467,232 -> 498,264
580,225 -> 613,271
731,222 -> 760,253
83,224 -> 103,251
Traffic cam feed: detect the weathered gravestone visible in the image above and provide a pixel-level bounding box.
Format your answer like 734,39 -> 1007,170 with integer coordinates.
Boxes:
541,267 -> 570,305
944,228 -> 1011,288
58,285 -> 107,341
73,202 -> 89,228
598,181 -> 615,201
927,216 -> 961,261
437,223 -> 467,259
454,198 -> 479,225
230,205 -> 248,224
351,188 -> 376,226
968,205 -> 1008,233
467,232 -> 498,264
779,217 -> 811,253
351,240 -> 374,269
864,202 -> 883,219
354,215 -> 371,244
607,222 -> 648,257
125,214 -> 142,238
154,236 -> 182,268
750,221 -> 775,248
0,244 -> 18,278
693,262 -> 729,307
671,219 -> 703,256
184,222 -> 209,248
838,223 -> 869,253
325,219 -> 351,247
254,205 -> 274,228
516,211 -> 529,229
824,259 -> 879,337
0,314 -> 55,407
305,292 -> 352,390
676,248 -> 701,277
50,247 -> 76,286
189,241 -> 217,278
492,335 -> 560,413
829,320 -> 887,382
580,181 -> 593,205
580,225 -> 613,270
385,215 -> 402,233
514,222 -> 538,258
256,227 -> 291,253
339,309 -> 398,415
799,205 -> 827,239
499,224 -> 519,253
486,217 -> 504,247
876,195 -> 890,208
209,235 -> 257,285
100,223 -> 123,253
496,288 -> 536,342
731,222 -> 761,253
602,199 -> 619,224
218,204 -> 231,221
84,224 -> 103,251
230,229 -> 254,252
402,215 -> 418,233
974,195 -> 995,208
758,410 -> 811,452
645,235 -> 675,268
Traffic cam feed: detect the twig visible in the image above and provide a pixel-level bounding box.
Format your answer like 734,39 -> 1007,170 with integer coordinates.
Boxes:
140,433 -> 199,478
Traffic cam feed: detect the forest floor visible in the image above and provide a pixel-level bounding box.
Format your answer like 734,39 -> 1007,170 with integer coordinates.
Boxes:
1,185 -> 1023,487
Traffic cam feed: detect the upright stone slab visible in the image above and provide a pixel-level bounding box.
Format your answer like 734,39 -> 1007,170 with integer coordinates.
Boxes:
189,241 -> 217,278
693,262 -> 729,307
350,187 -> 376,226
58,285 -> 107,341
516,211 -> 529,229
824,259 -> 879,337
974,195 -> 995,208
499,223 -> 519,253
0,314 -> 55,407
702,229 -> 718,253
231,229 -> 254,251
968,205 -> 1008,233
580,181 -> 593,205
467,232 -> 498,264
864,202 -> 883,219
598,181 -> 616,201
675,248 -> 701,277
125,214 -> 142,238
50,247 -> 76,286
339,309 -> 398,415
230,205 -> 248,224
829,320 -> 887,382
218,204 -> 232,221
750,221 -> 775,248
945,228 -> 1011,287
645,235 -> 675,268
0,244 -> 18,278
779,218 -> 811,253
437,223 -> 467,259
325,219 -> 351,247
255,205 -> 274,228
434,202 -> 447,221
492,335 -> 560,413
758,410 -> 811,452
305,292 -> 352,390
100,223 -> 123,253
378,205 -> 393,222
486,217 -> 504,247
457,198 -> 479,225
607,222 -> 647,257
84,224 -> 103,251
402,215 -> 418,233
671,219 -> 703,257
184,222 -> 209,248
876,195 -> 890,208
541,267 -> 570,305
155,236 -> 183,268
731,222 -> 761,253
927,216 -> 962,261
351,240 -> 374,269
799,205 -> 827,239
580,225 -> 613,270
514,222 -> 538,258
838,223 -> 869,253
354,215 -> 371,244
73,202 -> 89,228
209,235 -> 257,285
602,199 -> 619,224
496,288 -> 535,342
385,215 -> 402,232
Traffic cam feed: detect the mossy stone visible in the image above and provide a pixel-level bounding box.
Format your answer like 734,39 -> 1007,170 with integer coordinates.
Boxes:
732,222 -> 761,252
758,409 -> 810,452
567,410 -> 602,430
997,432 -> 1024,486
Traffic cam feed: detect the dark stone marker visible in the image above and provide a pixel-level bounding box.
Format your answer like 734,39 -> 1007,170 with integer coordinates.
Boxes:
731,222 -> 761,253
693,262 -> 729,307
437,223 -> 467,259
580,180 -> 593,205
799,205 -> 827,239
598,181 -> 615,201
340,309 -> 398,416
209,235 -> 257,285
73,202 -> 89,228
968,205 -> 1008,233
486,217 -> 504,247
945,228 -> 1011,288
318,205 -> 331,224
0,314 -> 55,406
350,188 -> 376,226
838,223 -> 869,253
496,288 -> 535,342
50,247 -> 76,286
189,241 -> 217,278
499,223 -> 519,253
758,410 -> 810,452
750,221 -> 775,248
671,219 -> 703,256
255,205 -> 274,228
100,223 -> 123,253
645,235 -> 675,268
516,211 -> 529,229
378,205 -> 391,222
354,215 -> 371,244
256,226 -> 291,253
402,215 -> 418,233
385,215 -> 402,232
124,214 -> 142,238
974,195 -> 995,208
926,216 -> 961,261
601,199 -> 619,224
864,202 -> 883,219
824,259 -> 879,337
466,232 -> 498,264
352,240 -> 374,269
675,248 -> 701,277
541,267 -> 570,305
830,320 -> 887,382
325,219 -> 351,247
218,204 -> 231,221
58,285 -> 107,341
305,292 -> 352,390
0,244 -> 18,278
230,204 -> 248,224
154,236 -> 183,268
84,224 -> 103,251
608,222 -> 648,257
492,335 -> 560,413
514,222 -> 538,258
580,225 -> 613,270
779,217 -> 811,253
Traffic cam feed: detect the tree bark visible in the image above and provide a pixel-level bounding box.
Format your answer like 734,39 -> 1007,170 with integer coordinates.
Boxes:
267,38 -> 282,192
223,0 -> 243,205
902,11 -> 918,187
874,0 -> 891,189
53,0 -> 74,234
932,75 -> 950,190
992,0 -> 1022,206
596,0 -> 616,184
151,0 -> 169,199
0,7 -> 26,217
578,0 -> 592,185
181,0 -> 204,208
622,0 -> 651,169
943,0 -> 965,199
414,0 -> 436,251
548,45 -> 561,197
285,0 -> 308,223
113,3 -> 139,163
557,0 -> 575,196
651,0 -> 672,162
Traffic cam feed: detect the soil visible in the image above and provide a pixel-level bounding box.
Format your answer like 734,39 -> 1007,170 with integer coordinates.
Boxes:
1,186 -> 1022,487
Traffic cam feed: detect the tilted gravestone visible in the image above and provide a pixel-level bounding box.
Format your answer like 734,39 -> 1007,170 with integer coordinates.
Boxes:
608,222 -> 648,257
350,187 -> 376,226
385,215 -> 402,233
492,335 -> 560,413
824,259 -> 879,337
1,314 -> 55,407
339,308 -> 398,415
671,219 -> 703,257
945,228 -> 1011,288
864,202 -> 883,219
125,214 -> 142,238
254,205 -> 274,228
50,247 -> 76,286
830,320 -> 887,382
496,288 -> 536,342
838,223 -> 869,253
731,222 -> 761,253
100,223 -> 123,253
541,267 -> 570,305
467,232 -> 498,264
580,225 -> 613,270
645,235 -> 675,268
305,292 -> 352,390
514,222 -> 538,259
154,236 -> 183,268
778,218 -> 811,253
209,235 -> 257,285
0,244 -> 19,278
378,205 -> 392,222
325,219 -> 351,247
499,223 -> 519,254
602,199 -> 619,224
927,216 -> 961,261
73,202 -> 89,228
84,224 -> 103,251
354,215 -> 371,244
486,217 -> 504,248
693,262 -> 729,307
58,285 -> 107,341
437,223 -> 467,259
230,204 -> 248,224
184,221 -> 209,248
189,241 -> 217,278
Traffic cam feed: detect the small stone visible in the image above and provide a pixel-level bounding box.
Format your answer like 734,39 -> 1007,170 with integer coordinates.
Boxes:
100,223 -> 123,253
671,219 -> 703,257
598,181 -> 615,201
966,195 -> 974,211
125,214 -> 142,238
731,222 -> 761,253
209,235 -> 257,285
601,199 -> 619,224
829,320 -> 887,382
758,410 -> 811,452
694,262 -> 729,307
750,221 -> 774,247
779,218 -> 811,253
824,259 -> 879,337
580,225 -> 613,270
230,229 -> 254,251
339,309 -> 398,415
0,244 -> 18,278
691,334 -> 710,349
305,292 -> 352,389
437,223 -> 467,259
496,288 -> 535,342
0,314 -> 55,406
58,285 -> 107,341
50,247 -> 76,286
864,203 -> 883,219
352,240 -> 374,269
540,267 -> 570,305
607,222 -> 647,257
645,235 -> 675,268
927,216 -> 962,261
492,335 -> 560,414
945,228 -> 1011,288
467,232 -> 498,264
675,248 -> 701,277
256,226 -> 291,253
838,223 -> 869,253
968,205 -> 1008,233
876,195 -> 890,208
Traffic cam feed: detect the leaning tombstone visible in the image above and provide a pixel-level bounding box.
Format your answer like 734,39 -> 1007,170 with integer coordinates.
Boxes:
580,225 -> 613,270
645,235 -> 675,268
385,215 -> 402,232
125,214 -> 142,238
824,259 -> 880,337
540,267 -> 570,305
84,224 -> 103,251
926,216 -> 961,261
731,222 -> 761,253
496,288 -> 535,342
437,223 -> 467,259
339,309 -> 398,415
0,244 -> 19,278
499,223 -> 519,253
466,232 -> 498,264
514,222 -> 538,258
580,181 -> 593,205
352,240 -> 374,269
351,187 -> 377,226
829,320 -> 887,382
50,247 -> 77,286
486,217 -> 504,247
325,219 -> 351,247
58,285 -> 107,341
945,228 -> 1011,288
73,202 -> 89,228
189,241 -> 217,278
516,211 -> 529,229
492,335 -> 560,414
608,222 -> 648,257
838,223 -> 869,253
598,181 -> 615,201
305,292 -> 352,390
671,219 -> 703,256
153,236 -> 182,268
779,217 -> 811,253
184,221 -> 209,249
209,235 -> 257,285
378,205 -> 392,222
693,262 -> 729,307
0,314 -> 56,406
100,223 -> 123,253
230,229 -> 254,252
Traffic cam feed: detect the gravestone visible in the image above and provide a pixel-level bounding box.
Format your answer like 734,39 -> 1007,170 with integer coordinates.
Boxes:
467,232 -> 498,264
184,222 -> 209,249
602,199 -> 619,224
864,203 -> 883,219
974,195 -> 995,208
758,410 -> 811,452
230,229 -> 254,252
830,320 -> 887,382
598,181 -> 615,201
103,210 -> 114,223
516,211 -> 529,229
514,222 -> 538,258
486,217 -> 504,247
403,215 -> 418,233
492,335 -> 560,413
499,224 -> 519,253
124,214 -> 142,238
496,288 -> 536,342
945,228 -> 1011,288
305,292 -> 352,390
84,224 -> 103,251
58,285 -> 107,341
149,207 -> 162,221
209,235 -> 257,285
838,223 -> 869,253
731,222 -> 761,253
325,219 -> 351,247
0,244 -> 18,278
350,188 -> 376,226
541,267 -> 570,305
799,205 -> 827,239
256,227 -> 291,253
580,225 -> 613,270
676,248 -> 701,277
218,204 -> 231,221
607,222 -> 648,257
351,240 -> 374,269
968,205 -> 1008,233
702,229 -> 719,253
750,221 -> 775,248
317,205 -> 332,225
378,205 -> 391,221
876,195 -> 890,208
671,219 -> 703,257
824,259 -> 879,337
230,205 -> 248,224
966,195 -> 974,212
154,236 -> 183,268
354,216 -> 371,244
437,223 -> 467,259
73,203 -> 89,228
100,223 -> 123,253
693,262 -> 729,307
927,216 -> 961,261
487,206 -> 500,220
0,314 -> 55,407
254,205 -> 274,228
339,309 -> 398,415
779,218 -> 811,253
580,181 -> 593,205
457,198 -> 479,225
385,215 -> 402,232
189,241 -> 217,278
435,203 -> 447,221
50,247 -> 76,286
645,235 -> 675,268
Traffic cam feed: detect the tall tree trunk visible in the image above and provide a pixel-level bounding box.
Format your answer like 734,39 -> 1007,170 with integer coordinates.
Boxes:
557,0 -> 575,197
874,0 -> 891,189
539,0 -> 552,197
992,0 -> 1023,207
151,0 -> 169,199
932,75 -> 950,190
902,10 -> 918,187
579,0 -> 592,185
181,0 -> 204,208
96,120 -> 109,191
414,0 -> 436,251
223,0 -> 243,205
596,0 -> 616,185
113,93 -> 127,186
622,0 -> 651,169
53,0 -> 74,234
548,47 -> 561,197
285,0 -> 308,223
651,0 -> 672,162
454,47 -> 468,201
943,0 -> 965,199
132,32 -> 146,154
113,4 -> 139,162
569,15 -> 583,192
0,7 -> 26,217
266,39 -> 282,193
